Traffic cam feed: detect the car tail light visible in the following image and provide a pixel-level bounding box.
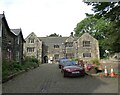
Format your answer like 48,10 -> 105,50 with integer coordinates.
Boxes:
65,69 -> 71,72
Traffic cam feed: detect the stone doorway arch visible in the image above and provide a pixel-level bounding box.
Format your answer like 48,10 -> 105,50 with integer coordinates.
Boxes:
43,55 -> 48,63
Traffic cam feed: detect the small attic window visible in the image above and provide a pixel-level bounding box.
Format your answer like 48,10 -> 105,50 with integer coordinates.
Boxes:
28,38 -> 34,43
54,45 -> 59,48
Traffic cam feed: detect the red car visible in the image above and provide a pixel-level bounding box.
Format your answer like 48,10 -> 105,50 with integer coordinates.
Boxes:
61,61 -> 85,77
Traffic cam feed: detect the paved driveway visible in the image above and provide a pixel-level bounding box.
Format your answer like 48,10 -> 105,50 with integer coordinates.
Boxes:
2,63 -> 119,93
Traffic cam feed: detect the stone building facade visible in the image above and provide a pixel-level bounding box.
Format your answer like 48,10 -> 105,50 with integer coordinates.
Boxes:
76,33 -> 100,61
11,29 -> 25,63
0,13 -> 25,63
24,32 -> 42,63
38,36 -> 68,63
1,13 -> 15,62
24,32 -> 100,63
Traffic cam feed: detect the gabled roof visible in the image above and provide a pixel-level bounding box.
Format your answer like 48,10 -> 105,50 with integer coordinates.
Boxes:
11,29 -> 21,36
0,14 -> 4,27
74,37 -> 79,41
81,33 -> 97,40
0,13 -> 25,42
11,28 -> 25,42
25,32 -> 41,43
0,14 -> 3,36
38,37 -> 68,46
0,13 -> 16,37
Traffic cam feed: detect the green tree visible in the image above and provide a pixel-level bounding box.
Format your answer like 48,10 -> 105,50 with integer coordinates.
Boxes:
84,2 -> 120,53
74,15 -> 110,58
47,33 -> 62,37
74,14 -> 97,37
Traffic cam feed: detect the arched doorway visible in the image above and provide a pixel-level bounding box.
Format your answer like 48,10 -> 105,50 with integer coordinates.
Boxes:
43,56 -> 48,63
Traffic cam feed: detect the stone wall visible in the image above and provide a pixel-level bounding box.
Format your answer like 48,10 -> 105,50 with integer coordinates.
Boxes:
24,32 -> 42,63
77,33 -> 100,61
2,18 -> 15,61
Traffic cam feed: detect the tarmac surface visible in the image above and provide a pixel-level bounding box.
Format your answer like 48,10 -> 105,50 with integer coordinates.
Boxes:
2,63 -> 119,93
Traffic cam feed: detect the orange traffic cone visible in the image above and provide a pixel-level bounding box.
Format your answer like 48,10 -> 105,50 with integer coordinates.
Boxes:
110,66 -> 115,77
104,66 -> 108,77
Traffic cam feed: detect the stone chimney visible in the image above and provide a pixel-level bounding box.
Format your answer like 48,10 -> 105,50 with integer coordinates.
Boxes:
70,32 -> 73,37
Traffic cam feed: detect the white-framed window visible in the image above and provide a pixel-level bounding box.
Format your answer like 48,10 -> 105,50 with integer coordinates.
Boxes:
83,53 -> 91,58
27,47 -> 35,52
83,41 -> 90,47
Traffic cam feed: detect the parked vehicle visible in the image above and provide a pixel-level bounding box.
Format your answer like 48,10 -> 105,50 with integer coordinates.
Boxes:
58,58 -> 70,69
61,61 -> 85,77
60,60 -> 77,69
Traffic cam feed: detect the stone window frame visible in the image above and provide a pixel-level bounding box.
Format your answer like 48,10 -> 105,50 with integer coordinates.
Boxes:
66,53 -> 74,58
28,38 -> 34,43
27,47 -> 35,52
54,45 -> 59,48
16,51 -> 20,62
83,53 -> 91,58
83,41 -> 90,47
65,42 -> 73,47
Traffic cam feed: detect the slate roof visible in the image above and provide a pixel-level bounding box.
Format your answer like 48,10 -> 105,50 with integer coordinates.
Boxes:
11,29 -> 21,36
0,14 -> 3,27
0,14 -> 3,38
0,13 -> 25,42
38,37 -> 68,46
74,37 -> 79,41
0,13 -> 16,38
11,29 -> 25,42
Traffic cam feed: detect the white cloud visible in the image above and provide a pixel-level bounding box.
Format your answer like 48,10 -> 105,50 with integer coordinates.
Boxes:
0,0 -> 94,38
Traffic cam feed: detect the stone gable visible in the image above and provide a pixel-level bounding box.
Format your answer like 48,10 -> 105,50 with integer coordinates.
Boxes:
1,13 -> 25,63
77,33 -> 100,61
24,32 -> 42,62
24,32 -> 100,63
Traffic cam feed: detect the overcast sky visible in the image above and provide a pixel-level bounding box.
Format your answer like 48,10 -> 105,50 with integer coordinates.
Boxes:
0,0 -> 94,38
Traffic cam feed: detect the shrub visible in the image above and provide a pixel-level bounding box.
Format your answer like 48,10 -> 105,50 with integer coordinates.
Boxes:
90,58 -> 100,66
71,58 -> 79,61
2,57 -> 39,82
23,56 -> 39,68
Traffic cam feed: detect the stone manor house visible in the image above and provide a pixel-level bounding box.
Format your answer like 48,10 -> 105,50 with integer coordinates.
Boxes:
24,32 -> 100,63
